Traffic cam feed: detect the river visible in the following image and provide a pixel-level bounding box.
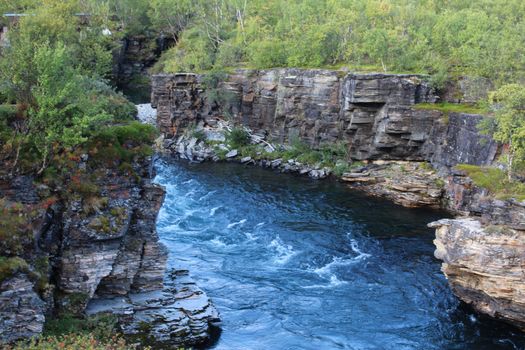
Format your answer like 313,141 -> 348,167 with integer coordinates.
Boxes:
153,158 -> 525,350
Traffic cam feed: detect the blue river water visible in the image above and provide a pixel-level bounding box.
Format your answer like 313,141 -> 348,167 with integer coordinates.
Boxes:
153,158 -> 525,350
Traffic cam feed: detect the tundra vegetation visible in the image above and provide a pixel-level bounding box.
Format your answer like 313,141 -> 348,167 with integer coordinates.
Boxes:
0,0 -> 525,348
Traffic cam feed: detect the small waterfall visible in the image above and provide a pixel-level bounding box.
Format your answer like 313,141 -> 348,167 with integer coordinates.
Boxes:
136,103 -> 156,125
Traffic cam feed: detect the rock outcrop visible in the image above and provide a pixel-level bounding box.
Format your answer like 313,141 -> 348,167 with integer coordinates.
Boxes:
430,218 -> 525,331
87,269 -> 220,348
341,161 -> 444,208
152,69 -> 499,170
0,275 -> 45,343
152,70 -> 442,161
0,154 -> 220,347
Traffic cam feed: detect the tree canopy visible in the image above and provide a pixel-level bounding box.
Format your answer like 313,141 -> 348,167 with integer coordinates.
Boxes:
146,0 -> 525,87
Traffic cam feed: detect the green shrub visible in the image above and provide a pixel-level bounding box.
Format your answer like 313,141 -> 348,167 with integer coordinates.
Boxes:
44,313 -> 118,339
0,104 -> 16,120
88,122 -> 156,165
226,127 -> 250,149
333,161 -> 353,177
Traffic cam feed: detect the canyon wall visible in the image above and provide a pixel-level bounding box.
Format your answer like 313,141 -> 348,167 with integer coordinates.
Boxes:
152,69 -> 525,332
152,69 -> 497,167
0,156 -> 219,347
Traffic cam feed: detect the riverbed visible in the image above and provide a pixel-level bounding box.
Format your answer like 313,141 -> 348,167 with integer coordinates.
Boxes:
153,158 -> 525,350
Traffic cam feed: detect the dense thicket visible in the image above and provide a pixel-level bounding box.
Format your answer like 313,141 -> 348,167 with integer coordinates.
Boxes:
145,0 -> 525,87
0,0 -> 142,175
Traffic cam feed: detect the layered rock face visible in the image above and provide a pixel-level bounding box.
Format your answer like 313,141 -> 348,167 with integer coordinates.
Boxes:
0,156 -> 220,347
152,69 -> 498,167
0,275 -> 45,343
153,70 -> 443,160
430,218 -> 525,331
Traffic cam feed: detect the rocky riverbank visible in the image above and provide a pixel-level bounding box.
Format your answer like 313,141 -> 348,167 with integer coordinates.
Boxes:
0,118 -> 220,347
151,68 -> 525,332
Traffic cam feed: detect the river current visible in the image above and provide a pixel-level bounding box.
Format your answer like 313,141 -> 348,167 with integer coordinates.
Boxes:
153,158 -> 525,350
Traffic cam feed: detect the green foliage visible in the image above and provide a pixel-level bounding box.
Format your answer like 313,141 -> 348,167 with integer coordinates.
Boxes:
8,333 -> 131,350
0,256 -> 30,284
9,313 -> 133,350
281,139 -> 348,168
153,0 -> 525,85
456,164 -> 525,201
0,200 -> 38,256
414,102 -> 488,115
44,313 -> 118,339
88,122 -> 156,165
148,0 -> 193,40
226,127 -> 250,149
333,161 -> 353,177
486,84 -> 525,179
0,2 -> 134,174
0,104 -> 16,119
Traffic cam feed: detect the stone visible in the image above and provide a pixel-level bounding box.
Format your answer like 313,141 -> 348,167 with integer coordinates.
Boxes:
225,149 -> 238,158
270,159 -> 282,168
86,269 -> 220,348
341,162 -> 444,208
240,156 -> 252,163
429,218 -> 525,331
0,275 -> 45,344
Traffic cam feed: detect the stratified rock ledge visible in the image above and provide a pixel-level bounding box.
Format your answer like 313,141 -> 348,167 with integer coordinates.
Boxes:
429,218 -> 525,331
86,269 -> 220,348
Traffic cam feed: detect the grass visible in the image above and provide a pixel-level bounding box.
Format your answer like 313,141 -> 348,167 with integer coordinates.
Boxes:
414,102 -> 488,115
456,164 -> 525,201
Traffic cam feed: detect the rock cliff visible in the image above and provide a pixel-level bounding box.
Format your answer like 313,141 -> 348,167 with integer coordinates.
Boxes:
151,68 -> 524,332
0,155 -> 219,347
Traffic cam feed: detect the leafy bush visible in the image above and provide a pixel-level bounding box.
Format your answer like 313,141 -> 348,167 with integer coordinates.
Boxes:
226,127 -> 250,149
88,122 -> 157,165
153,0 -> 525,86
0,104 -> 16,120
